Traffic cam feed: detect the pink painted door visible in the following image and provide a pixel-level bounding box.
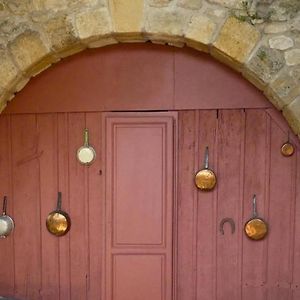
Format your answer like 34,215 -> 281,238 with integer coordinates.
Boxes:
103,112 -> 177,300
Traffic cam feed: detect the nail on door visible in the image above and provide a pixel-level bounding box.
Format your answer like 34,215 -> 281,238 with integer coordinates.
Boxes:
103,112 -> 177,300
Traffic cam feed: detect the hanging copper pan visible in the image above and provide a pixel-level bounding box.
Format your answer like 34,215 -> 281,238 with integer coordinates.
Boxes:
195,146 -> 217,191
46,192 -> 71,237
244,195 -> 268,241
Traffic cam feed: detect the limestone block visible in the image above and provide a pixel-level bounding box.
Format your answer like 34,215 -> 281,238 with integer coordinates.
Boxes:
269,36 -> 294,50
0,49 -> 19,90
4,0 -> 37,15
75,8 -> 112,41
145,8 -> 190,42
40,0 -> 68,10
283,97 -> 300,134
207,0 -> 239,8
148,0 -> 172,7
9,30 -> 51,73
212,17 -> 260,66
43,14 -> 78,53
264,22 -> 289,34
67,0 -> 98,7
285,49 -> 300,66
110,0 -> 144,39
185,14 -> 217,52
177,0 -> 202,10
247,46 -> 285,83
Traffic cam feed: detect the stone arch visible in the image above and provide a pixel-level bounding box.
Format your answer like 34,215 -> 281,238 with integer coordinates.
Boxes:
0,0 -> 299,138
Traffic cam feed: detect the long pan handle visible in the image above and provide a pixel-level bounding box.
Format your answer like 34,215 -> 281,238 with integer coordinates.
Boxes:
252,194 -> 257,218
57,192 -> 62,211
204,146 -> 209,169
2,196 -> 7,216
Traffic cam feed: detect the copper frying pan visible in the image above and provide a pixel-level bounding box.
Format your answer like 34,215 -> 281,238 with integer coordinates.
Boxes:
244,195 -> 268,240
46,192 -> 71,237
195,146 -> 217,191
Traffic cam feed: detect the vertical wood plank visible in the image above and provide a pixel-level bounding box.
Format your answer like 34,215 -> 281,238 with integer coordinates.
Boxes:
177,111 -> 197,300
68,113 -> 89,300
292,148 -> 300,300
0,115 -> 14,296
37,114 -> 60,299
196,110 -> 217,300
11,114 -> 42,299
57,113 -> 71,300
242,109 -> 269,300
216,110 -> 244,300
86,112 -> 103,299
267,116 -> 295,300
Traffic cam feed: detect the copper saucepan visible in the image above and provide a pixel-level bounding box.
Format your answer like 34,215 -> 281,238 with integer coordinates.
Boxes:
195,146 -> 217,191
0,196 -> 14,239
244,194 -> 268,240
46,192 -> 71,237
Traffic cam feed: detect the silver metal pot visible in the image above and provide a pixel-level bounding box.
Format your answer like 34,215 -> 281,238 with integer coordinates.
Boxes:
0,196 -> 14,238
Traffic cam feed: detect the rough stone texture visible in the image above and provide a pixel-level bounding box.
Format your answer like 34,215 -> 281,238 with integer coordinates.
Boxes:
264,22 -> 289,33
0,0 -> 298,137
0,49 -> 19,90
8,30 -> 51,74
75,8 -> 112,42
247,46 -> 285,84
207,0 -> 239,8
43,14 -> 78,53
212,16 -> 260,68
185,14 -> 217,52
145,8 -> 191,43
148,0 -> 172,7
283,97 -> 300,134
110,0 -> 144,40
269,35 -> 294,50
177,0 -> 202,10
285,49 -> 300,66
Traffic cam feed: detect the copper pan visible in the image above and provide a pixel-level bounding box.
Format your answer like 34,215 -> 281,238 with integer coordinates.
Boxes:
195,146 -> 217,191
244,195 -> 268,241
46,192 -> 71,237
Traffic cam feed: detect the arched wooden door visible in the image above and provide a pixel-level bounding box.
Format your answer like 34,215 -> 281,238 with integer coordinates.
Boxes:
0,44 -> 299,300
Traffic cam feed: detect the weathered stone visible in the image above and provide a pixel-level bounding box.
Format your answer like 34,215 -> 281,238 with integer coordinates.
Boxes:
75,8 -> 112,42
177,0 -> 202,10
283,97 -> 300,134
247,46 -> 285,83
43,14 -> 78,53
67,0 -> 98,7
4,0 -> 37,15
212,17 -> 260,66
269,35 -> 294,50
185,14 -> 217,52
0,49 -> 19,90
264,22 -> 289,34
148,0 -> 172,7
207,0 -> 239,8
40,0 -> 67,10
8,30 -> 51,73
205,7 -> 226,18
285,49 -> 300,66
110,0 -> 144,39
145,8 -> 191,43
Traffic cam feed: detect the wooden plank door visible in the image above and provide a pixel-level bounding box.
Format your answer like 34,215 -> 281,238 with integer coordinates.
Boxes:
103,112 -> 177,300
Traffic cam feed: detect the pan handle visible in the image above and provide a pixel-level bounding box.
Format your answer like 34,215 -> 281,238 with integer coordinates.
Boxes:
84,129 -> 89,147
57,192 -> 62,211
2,196 -> 7,216
204,146 -> 209,169
252,194 -> 257,218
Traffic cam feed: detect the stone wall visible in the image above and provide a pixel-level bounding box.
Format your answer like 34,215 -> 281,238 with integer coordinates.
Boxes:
0,0 -> 300,138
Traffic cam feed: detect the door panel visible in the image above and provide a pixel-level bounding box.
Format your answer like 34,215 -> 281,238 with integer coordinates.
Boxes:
103,113 -> 176,300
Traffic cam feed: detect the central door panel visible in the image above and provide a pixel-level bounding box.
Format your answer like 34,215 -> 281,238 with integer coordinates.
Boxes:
103,113 -> 176,300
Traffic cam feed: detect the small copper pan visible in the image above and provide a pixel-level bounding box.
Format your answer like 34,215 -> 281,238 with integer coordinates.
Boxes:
195,146 -> 217,191
244,195 -> 268,241
46,192 -> 71,237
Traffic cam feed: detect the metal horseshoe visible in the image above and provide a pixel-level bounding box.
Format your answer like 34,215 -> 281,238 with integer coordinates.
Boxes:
219,218 -> 235,235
